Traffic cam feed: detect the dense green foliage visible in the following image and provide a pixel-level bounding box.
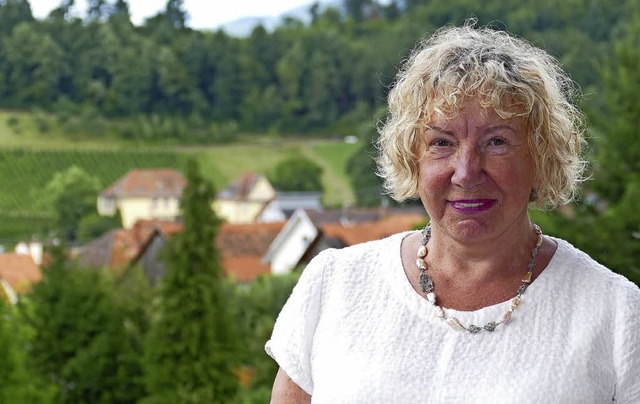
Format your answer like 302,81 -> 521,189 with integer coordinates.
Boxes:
143,159 -> 240,402
269,155 -> 324,192
0,0 -> 635,136
22,245 -> 145,403
0,299 -> 55,402
231,272 -> 301,402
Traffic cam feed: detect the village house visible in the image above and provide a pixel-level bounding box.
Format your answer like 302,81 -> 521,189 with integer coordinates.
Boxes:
0,241 -> 43,304
97,168 -> 186,229
212,172 -> 277,224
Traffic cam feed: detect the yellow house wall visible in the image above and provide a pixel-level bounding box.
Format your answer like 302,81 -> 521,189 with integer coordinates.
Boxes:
213,200 -> 266,224
118,197 -> 181,229
249,177 -> 276,201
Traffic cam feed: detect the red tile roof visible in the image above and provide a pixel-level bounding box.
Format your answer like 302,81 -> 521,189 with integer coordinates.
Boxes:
0,253 -> 42,294
101,168 -> 186,198
320,211 -> 425,246
217,221 -> 286,257
217,221 -> 286,281
222,256 -> 272,282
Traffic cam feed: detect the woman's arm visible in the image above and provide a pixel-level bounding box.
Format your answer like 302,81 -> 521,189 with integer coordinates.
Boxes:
271,367 -> 311,404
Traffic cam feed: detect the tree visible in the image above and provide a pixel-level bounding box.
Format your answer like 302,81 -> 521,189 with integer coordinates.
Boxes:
0,300 -> 56,402
346,131 -> 385,207
231,273 -> 300,402
269,155 -> 324,192
39,166 -> 102,242
23,245 -> 145,403
0,0 -> 33,37
143,159 -> 240,403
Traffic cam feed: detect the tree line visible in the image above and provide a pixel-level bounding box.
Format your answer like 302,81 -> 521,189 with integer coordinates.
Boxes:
0,0 -> 635,139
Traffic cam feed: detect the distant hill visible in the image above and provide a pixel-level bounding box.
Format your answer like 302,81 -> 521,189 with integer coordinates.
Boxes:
218,0 -> 343,37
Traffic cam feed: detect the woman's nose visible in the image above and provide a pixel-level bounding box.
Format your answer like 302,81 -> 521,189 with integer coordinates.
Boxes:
451,146 -> 485,189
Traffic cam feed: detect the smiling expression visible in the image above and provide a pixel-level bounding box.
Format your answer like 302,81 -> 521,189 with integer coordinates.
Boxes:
417,98 -> 538,243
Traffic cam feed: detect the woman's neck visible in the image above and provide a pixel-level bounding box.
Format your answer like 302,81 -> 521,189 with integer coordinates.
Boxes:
426,221 -> 537,282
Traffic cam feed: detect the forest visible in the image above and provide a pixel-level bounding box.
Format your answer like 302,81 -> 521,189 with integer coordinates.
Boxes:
0,0 -> 639,402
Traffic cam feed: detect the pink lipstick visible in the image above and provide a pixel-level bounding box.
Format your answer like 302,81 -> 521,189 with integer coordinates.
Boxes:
449,199 -> 496,214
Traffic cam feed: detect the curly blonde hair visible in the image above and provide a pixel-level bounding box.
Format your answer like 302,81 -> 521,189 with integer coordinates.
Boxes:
376,22 -> 587,208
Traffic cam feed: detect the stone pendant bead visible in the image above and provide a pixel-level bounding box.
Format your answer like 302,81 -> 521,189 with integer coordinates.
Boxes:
417,245 -> 427,258
536,233 -> 543,247
416,258 -> 426,270
434,306 -> 445,318
446,317 -> 465,331
510,296 -> 522,310
522,271 -> 532,283
419,273 -> 434,293
500,310 -> 513,324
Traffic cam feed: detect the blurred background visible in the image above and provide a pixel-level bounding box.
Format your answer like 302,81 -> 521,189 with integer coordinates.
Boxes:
0,0 -> 638,402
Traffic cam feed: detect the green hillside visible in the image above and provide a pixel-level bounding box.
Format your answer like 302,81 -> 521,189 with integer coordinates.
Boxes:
0,127 -> 360,245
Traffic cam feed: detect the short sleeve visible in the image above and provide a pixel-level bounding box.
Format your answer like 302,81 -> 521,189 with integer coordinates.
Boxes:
613,281 -> 640,402
265,251 -> 330,395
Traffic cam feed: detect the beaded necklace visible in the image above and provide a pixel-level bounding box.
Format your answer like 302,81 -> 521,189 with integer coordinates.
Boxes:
416,223 -> 543,333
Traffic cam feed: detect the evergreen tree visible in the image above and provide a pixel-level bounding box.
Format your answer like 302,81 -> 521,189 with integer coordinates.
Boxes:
23,245 -> 145,403
143,159 -> 240,403
0,299 -> 56,402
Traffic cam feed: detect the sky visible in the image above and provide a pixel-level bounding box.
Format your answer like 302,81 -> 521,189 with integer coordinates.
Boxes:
29,0 -> 319,30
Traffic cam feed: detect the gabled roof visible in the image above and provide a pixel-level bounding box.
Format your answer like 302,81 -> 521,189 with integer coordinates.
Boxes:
217,221 -> 286,257
217,171 -> 265,200
78,219 -> 183,270
100,168 -> 186,198
218,221 -> 286,281
77,229 -> 139,271
0,253 -> 42,296
320,211 -> 425,246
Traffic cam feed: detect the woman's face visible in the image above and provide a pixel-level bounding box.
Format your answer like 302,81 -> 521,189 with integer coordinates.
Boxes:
417,98 -> 538,244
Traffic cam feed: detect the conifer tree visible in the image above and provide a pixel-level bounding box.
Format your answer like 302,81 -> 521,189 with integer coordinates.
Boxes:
23,244 -> 144,403
143,159 -> 240,403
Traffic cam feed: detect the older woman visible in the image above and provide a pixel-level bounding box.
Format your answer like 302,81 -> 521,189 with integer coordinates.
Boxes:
266,23 -> 640,403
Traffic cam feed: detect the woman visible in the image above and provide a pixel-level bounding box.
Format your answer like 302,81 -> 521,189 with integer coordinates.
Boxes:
266,22 -> 640,403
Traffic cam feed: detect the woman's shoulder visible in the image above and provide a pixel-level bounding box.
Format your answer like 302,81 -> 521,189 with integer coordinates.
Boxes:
313,231 -> 412,264
551,236 -> 640,297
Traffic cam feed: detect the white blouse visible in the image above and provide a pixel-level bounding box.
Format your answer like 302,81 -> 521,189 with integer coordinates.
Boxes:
266,232 -> 640,403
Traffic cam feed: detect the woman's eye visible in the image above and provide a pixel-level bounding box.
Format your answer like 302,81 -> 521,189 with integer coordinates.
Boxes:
432,139 -> 451,147
488,137 -> 507,146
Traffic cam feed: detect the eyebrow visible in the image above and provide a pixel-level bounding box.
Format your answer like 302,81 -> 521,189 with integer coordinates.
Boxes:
424,125 -> 452,135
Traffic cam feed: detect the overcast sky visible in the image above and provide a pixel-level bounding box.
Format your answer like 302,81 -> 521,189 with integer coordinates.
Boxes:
29,0 -> 319,30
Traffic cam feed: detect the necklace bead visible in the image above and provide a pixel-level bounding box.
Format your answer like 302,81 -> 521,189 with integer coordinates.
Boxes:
417,223 -> 543,334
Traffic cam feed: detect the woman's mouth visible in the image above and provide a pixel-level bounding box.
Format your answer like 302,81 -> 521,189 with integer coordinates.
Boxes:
449,199 -> 496,213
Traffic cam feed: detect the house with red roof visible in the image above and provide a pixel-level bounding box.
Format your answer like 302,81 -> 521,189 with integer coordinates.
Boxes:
0,246 -> 43,304
97,168 -> 186,229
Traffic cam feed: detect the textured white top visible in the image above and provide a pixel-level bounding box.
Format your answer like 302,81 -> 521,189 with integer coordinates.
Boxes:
265,232 -> 640,403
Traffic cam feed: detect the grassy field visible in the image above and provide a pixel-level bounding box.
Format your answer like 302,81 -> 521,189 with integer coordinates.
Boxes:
0,111 -> 361,244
